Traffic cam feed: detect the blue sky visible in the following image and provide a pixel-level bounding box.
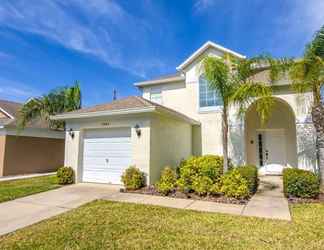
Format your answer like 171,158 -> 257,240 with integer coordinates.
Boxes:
0,0 -> 323,107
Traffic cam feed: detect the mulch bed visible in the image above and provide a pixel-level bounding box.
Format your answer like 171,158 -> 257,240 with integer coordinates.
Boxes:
122,185 -> 249,205
287,193 -> 324,204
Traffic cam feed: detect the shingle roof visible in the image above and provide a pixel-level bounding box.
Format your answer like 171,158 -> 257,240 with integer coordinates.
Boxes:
0,99 -> 22,118
54,96 -> 199,125
0,99 -> 50,129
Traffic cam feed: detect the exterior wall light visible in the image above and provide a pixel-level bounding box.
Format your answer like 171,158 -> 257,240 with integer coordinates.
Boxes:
68,128 -> 75,139
134,124 -> 141,137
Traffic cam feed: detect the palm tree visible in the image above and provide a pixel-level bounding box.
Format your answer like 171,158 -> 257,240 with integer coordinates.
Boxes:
264,25 -> 324,181
18,81 -> 81,130
201,55 -> 275,172
287,26 -> 324,181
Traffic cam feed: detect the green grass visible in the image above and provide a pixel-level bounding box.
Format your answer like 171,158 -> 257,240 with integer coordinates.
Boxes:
0,200 -> 323,249
0,175 -> 61,203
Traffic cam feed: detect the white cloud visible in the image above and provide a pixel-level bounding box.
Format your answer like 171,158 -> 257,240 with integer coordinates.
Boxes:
0,51 -> 12,60
0,0 -> 166,77
271,0 -> 324,55
0,78 -> 41,102
194,0 -> 218,14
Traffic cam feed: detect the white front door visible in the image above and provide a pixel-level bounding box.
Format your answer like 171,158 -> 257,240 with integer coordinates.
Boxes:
82,128 -> 132,184
264,130 -> 286,166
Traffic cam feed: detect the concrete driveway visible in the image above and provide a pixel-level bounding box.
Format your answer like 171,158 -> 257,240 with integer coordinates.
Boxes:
0,183 -> 120,236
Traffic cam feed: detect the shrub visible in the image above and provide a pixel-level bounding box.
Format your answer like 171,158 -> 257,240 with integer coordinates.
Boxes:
220,169 -> 249,199
121,166 -> 145,190
192,176 -> 214,196
236,165 -> 258,194
283,168 -> 320,198
155,167 -> 177,195
57,166 -> 74,185
177,155 -> 225,192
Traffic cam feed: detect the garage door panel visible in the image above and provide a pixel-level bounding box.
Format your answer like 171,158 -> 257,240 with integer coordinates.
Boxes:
84,137 -> 131,144
83,151 -> 132,159
83,157 -> 131,167
82,128 -> 132,184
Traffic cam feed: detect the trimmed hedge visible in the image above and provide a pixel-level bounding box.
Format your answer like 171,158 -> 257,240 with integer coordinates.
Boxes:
220,169 -> 250,199
57,166 -> 74,185
176,155 -> 226,192
236,165 -> 258,194
121,166 -> 145,190
155,167 -> 177,195
283,168 -> 320,198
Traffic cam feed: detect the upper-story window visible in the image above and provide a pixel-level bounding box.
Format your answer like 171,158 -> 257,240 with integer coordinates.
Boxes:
150,87 -> 162,104
199,75 -> 222,110
320,85 -> 324,103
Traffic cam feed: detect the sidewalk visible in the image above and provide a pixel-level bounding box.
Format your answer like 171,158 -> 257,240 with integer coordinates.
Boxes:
242,175 -> 291,220
103,176 -> 291,221
0,183 -> 120,236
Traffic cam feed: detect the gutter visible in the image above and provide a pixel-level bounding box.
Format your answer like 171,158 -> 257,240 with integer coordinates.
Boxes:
134,75 -> 185,87
51,106 -> 156,120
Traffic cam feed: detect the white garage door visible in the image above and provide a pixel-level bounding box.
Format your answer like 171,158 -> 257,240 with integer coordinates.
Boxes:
82,128 -> 132,184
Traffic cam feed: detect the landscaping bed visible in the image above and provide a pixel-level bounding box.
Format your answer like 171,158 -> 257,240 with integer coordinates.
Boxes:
125,185 -> 248,204
121,155 -> 258,205
288,192 -> 324,204
283,168 -> 323,204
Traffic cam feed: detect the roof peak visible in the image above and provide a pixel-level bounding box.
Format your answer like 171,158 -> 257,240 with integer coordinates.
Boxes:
176,40 -> 246,71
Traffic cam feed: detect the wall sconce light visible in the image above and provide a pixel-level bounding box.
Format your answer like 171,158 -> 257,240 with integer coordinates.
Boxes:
134,124 -> 141,137
68,128 -> 75,139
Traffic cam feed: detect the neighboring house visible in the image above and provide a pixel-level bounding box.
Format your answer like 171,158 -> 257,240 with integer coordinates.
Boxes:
0,99 -> 65,177
53,41 -> 317,185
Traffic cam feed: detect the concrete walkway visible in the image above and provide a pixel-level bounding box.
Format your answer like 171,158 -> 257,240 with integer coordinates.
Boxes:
0,172 -> 56,182
0,183 -> 120,236
103,176 -> 291,221
0,176 -> 290,236
242,176 -> 291,220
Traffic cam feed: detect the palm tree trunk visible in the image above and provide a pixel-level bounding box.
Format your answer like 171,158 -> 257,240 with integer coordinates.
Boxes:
222,105 -> 229,173
312,105 -> 324,183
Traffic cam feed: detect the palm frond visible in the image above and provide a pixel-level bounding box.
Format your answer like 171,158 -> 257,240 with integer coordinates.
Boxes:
17,82 -> 82,130
231,82 -> 274,124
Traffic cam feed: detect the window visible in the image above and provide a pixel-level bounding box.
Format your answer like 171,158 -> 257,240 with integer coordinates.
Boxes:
199,75 -> 222,110
150,87 -> 162,104
321,85 -> 324,103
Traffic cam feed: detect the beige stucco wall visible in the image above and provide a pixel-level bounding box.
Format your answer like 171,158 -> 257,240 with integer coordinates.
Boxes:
0,135 -> 64,176
0,136 -> 5,176
64,113 -> 193,185
142,48 -> 225,157
64,115 -> 152,184
141,50 -> 317,171
149,114 -> 192,183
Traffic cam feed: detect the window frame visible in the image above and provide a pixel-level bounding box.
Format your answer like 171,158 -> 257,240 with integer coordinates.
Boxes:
198,75 -> 223,113
150,86 -> 163,104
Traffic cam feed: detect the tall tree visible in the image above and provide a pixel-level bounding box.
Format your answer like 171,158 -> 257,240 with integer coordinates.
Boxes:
201,55 -> 274,172
288,25 -> 324,181
18,81 -> 81,130
265,25 -> 324,181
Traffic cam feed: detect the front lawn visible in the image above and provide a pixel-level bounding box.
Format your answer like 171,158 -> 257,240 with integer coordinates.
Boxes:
0,175 -> 61,203
0,200 -> 323,249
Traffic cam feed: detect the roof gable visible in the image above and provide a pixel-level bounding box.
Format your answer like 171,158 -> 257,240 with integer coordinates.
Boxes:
0,99 -> 22,119
176,41 -> 245,71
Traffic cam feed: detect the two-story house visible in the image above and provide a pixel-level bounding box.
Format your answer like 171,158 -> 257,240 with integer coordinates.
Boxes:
53,41 -> 317,184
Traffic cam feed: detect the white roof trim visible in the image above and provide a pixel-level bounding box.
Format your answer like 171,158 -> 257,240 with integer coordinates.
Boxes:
51,105 -> 200,125
176,41 -> 246,71
51,107 -> 157,120
134,75 -> 185,87
0,107 -> 14,119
